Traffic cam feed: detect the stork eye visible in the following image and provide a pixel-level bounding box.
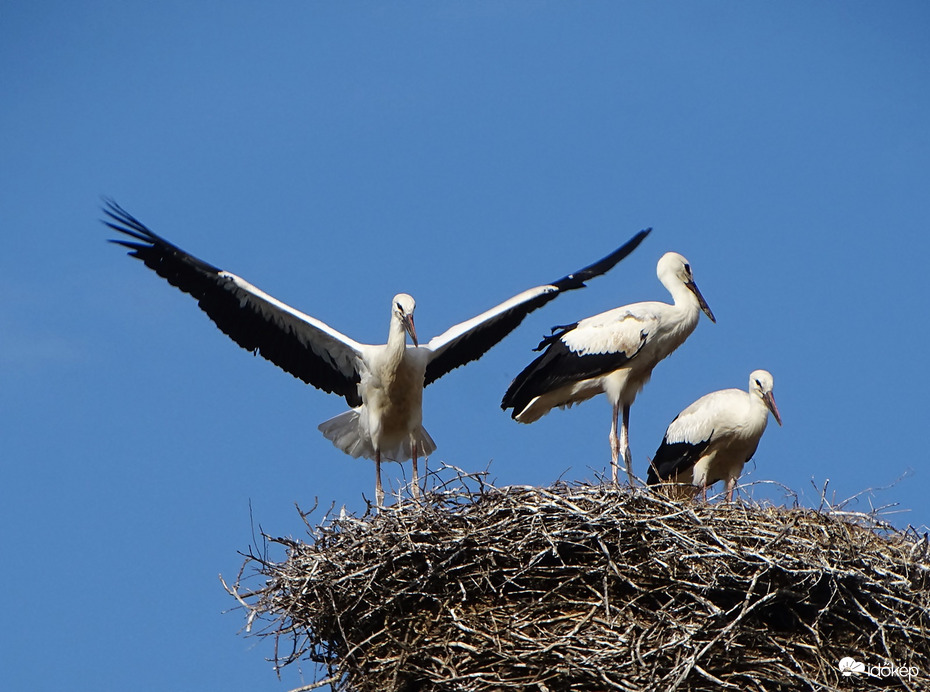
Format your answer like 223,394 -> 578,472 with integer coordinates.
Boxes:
396,302 -> 403,312
755,379 -> 762,388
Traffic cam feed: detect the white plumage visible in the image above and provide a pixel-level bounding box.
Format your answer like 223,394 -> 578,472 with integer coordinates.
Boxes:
502,251 -> 715,484
105,200 -> 650,505
647,370 -> 783,501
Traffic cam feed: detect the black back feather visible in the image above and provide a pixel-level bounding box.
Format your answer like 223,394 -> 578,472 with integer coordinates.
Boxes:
500,329 -> 642,417
646,435 -> 713,485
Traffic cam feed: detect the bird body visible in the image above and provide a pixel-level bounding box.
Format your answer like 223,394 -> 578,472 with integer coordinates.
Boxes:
105,201 -> 650,505
319,295 -> 435,465
647,370 -> 782,501
502,252 -> 715,484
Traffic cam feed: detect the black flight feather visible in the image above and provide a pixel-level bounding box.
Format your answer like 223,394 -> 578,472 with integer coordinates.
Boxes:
646,435 -> 714,485
423,228 -> 650,386
104,200 -> 363,407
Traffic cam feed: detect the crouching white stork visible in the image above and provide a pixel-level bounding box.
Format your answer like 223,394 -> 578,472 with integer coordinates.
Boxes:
104,200 -> 650,506
646,370 -> 782,502
501,251 -> 715,485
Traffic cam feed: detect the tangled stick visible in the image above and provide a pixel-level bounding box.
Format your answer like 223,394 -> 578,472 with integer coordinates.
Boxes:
225,471 -> 930,691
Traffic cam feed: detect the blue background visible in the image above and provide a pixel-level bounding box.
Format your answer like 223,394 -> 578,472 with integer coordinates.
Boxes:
2,3 -> 928,689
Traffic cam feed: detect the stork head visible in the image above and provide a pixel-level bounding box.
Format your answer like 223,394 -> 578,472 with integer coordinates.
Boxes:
750,369 -> 782,426
392,293 -> 418,346
657,252 -> 716,323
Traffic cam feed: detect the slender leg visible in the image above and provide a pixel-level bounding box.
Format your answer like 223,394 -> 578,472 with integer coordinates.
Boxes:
375,450 -> 384,508
609,402 -> 621,484
411,439 -> 420,501
725,477 -> 735,503
620,404 -> 634,485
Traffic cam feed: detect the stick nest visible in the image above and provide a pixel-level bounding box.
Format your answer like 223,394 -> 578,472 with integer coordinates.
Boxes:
228,473 -> 930,691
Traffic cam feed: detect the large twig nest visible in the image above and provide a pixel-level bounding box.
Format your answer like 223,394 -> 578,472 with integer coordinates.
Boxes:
227,471 -> 930,691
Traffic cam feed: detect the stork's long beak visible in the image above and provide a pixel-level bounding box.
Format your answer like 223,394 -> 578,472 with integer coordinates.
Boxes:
686,280 -> 716,323
403,313 -> 419,347
764,391 -> 783,426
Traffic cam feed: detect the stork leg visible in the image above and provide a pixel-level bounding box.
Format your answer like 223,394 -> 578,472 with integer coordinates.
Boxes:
620,404 -> 634,485
374,451 -> 384,508
410,440 -> 421,501
724,478 -> 736,503
609,402 -> 621,484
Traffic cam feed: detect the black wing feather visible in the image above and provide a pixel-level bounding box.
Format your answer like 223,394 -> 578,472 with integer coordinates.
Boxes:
549,229 -> 652,291
646,435 -> 713,485
423,288 -> 560,386
500,326 -> 645,417
423,228 -> 650,386
104,200 -> 363,406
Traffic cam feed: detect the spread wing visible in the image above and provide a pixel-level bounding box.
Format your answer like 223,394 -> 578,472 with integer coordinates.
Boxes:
423,228 -> 651,386
105,200 -> 365,407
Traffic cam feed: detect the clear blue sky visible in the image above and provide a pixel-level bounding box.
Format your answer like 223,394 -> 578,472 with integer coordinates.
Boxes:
2,3 -> 928,690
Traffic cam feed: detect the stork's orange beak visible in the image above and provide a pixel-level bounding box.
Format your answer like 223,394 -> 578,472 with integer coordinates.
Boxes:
764,391 -> 782,426
404,314 -> 418,347
686,280 -> 716,323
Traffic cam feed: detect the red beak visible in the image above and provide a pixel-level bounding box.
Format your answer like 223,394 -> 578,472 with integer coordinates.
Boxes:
404,314 -> 419,347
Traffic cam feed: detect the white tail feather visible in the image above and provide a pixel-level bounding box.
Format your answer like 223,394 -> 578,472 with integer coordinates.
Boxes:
318,409 -> 437,461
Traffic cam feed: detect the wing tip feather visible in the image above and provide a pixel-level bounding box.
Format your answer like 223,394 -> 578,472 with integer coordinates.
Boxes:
552,227 -> 653,292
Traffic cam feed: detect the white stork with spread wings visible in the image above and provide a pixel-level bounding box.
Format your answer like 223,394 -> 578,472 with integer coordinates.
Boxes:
501,251 -> 715,485
105,201 -> 650,505
646,370 -> 782,501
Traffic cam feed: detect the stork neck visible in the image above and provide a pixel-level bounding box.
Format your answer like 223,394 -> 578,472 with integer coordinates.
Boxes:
386,314 -> 410,364
751,391 -> 771,419
655,280 -> 702,343
667,281 -> 701,318
752,396 -> 771,431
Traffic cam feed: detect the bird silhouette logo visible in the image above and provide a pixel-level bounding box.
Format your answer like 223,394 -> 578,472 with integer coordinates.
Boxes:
838,657 -> 866,676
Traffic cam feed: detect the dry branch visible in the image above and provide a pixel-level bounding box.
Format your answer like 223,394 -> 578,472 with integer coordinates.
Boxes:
227,473 -> 930,691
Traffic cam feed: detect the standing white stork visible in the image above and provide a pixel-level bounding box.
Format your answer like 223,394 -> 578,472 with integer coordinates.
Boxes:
646,370 -> 782,501
501,251 -> 715,485
104,200 -> 650,506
